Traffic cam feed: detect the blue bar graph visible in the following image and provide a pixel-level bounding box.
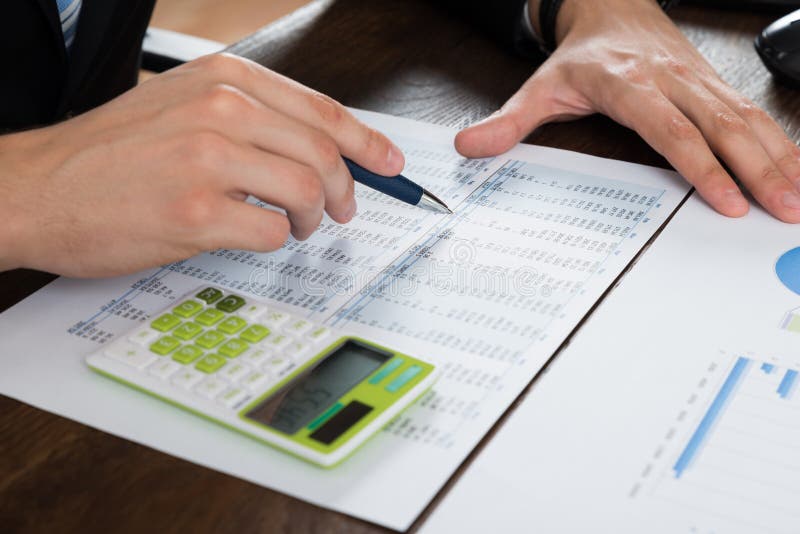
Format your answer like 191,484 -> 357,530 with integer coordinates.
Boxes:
777,369 -> 798,399
673,357 -> 750,478
761,363 -> 775,374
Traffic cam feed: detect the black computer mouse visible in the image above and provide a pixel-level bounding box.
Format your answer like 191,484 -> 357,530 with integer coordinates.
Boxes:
755,9 -> 800,89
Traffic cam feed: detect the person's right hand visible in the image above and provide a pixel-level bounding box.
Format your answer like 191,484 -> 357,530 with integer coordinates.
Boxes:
0,53 -> 404,277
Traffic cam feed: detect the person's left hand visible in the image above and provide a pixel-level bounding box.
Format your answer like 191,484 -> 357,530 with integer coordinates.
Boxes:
454,0 -> 800,222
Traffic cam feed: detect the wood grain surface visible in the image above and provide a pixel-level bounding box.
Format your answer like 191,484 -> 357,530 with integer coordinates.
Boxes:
1,2 -> 798,533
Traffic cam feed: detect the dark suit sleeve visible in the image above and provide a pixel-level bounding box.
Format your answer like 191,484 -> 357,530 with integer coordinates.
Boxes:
429,0 -> 529,53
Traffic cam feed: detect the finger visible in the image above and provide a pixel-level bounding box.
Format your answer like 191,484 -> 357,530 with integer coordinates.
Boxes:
189,54 -> 405,177
184,86 -> 356,223
702,81 -> 800,191
663,77 -> 800,222
207,200 -> 291,252
606,87 -> 749,217
220,145 -> 326,241
454,68 -> 561,158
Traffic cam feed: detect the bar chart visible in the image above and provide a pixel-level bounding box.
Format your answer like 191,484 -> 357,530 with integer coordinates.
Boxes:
647,351 -> 800,532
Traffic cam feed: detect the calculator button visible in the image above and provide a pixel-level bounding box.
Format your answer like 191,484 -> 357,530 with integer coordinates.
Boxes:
171,368 -> 204,389
216,295 -> 246,313
195,330 -> 226,349
218,338 -> 249,358
149,336 -> 181,355
218,387 -> 250,410
172,345 -> 204,364
286,319 -> 313,336
242,347 -> 271,367
217,316 -> 247,335
265,333 -> 291,350
238,303 -> 268,322
196,354 -> 227,374
172,322 -> 203,341
195,308 -> 225,326
173,299 -> 204,318
239,324 -> 270,343
129,327 -> 160,346
263,355 -> 295,378
148,359 -> 180,380
284,341 -> 310,360
196,287 -> 223,304
220,361 -> 250,382
151,313 -> 181,332
369,358 -> 404,385
241,371 -> 273,392
262,310 -> 289,328
105,341 -> 157,370
308,326 -> 332,345
385,365 -> 423,393
194,378 -> 227,400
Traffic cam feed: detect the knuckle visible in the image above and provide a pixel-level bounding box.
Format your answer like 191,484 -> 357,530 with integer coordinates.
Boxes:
614,60 -> 648,85
666,115 -> 700,142
312,134 -> 342,176
697,165 -> 728,186
663,57 -> 691,79
735,101 -> 768,123
309,91 -> 345,127
202,84 -> 249,119
776,151 -> 800,172
196,53 -> 245,77
293,167 -> 325,211
759,165 -> 783,183
712,110 -> 749,135
172,186 -> 217,229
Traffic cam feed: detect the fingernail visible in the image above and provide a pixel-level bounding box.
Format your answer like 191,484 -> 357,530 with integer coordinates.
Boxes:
387,145 -> 404,172
724,190 -> 748,209
346,198 -> 358,219
782,191 -> 800,210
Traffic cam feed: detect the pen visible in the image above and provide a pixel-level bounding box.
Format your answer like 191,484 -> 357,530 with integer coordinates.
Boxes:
342,157 -> 453,214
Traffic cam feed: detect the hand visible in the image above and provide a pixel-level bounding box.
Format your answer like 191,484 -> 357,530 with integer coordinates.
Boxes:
0,53 -> 404,277
455,0 -> 800,222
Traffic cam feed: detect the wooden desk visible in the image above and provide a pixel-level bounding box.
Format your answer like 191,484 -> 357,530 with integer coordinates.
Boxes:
1,2 -> 798,532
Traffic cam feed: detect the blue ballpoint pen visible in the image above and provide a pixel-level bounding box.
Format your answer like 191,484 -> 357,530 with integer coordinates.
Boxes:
342,157 -> 453,214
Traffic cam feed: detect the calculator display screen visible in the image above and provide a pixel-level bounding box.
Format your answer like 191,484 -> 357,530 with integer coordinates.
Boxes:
245,340 -> 389,436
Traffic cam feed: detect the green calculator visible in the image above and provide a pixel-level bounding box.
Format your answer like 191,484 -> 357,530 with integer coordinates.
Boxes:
86,286 -> 438,467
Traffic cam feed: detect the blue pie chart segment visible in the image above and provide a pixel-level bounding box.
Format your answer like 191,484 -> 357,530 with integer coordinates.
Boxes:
776,247 -> 800,295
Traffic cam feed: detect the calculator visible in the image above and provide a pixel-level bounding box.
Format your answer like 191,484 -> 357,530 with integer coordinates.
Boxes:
86,286 -> 437,467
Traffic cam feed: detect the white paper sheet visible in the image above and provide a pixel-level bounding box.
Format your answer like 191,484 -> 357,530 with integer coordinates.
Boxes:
421,193 -> 800,534
0,109 -> 688,531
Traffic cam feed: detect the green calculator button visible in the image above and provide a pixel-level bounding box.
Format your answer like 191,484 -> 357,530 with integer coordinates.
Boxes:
385,365 -> 423,393
173,345 -> 204,364
196,287 -> 223,304
216,295 -> 246,313
219,338 -> 249,358
173,299 -> 204,318
151,313 -> 181,332
150,336 -> 181,355
369,358 -> 405,385
173,322 -> 203,341
196,354 -> 226,374
196,330 -> 226,349
218,316 -> 247,335
240,324 -> 270,343
195,308 -> 225,326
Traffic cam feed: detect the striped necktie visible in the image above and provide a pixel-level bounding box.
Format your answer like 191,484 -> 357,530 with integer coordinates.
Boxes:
56,0 -> 83,52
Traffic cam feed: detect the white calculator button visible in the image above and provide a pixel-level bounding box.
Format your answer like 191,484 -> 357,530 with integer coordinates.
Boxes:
264,333 -> 292,350
129,327 -> 160,347
285,319 -> 313,336
263,355 -> 295,378
147,359 -> 180,380
171,368 -> 204,390
241,370 -> 273,392
283,341 -> 310,360
307,326 -> 332,345
238,302 -> 268,322
105,341 -> 157,370
262,310 -> 290,328
218,387 -> 250,410
194,378 -> 227,400
242,347 -> 272,367
219,361 -> 250,383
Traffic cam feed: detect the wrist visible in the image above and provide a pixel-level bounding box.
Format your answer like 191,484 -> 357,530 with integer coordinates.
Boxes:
0,129 -> 54,272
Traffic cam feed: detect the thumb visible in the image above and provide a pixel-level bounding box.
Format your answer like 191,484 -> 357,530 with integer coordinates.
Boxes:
455,69 -> 560,158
